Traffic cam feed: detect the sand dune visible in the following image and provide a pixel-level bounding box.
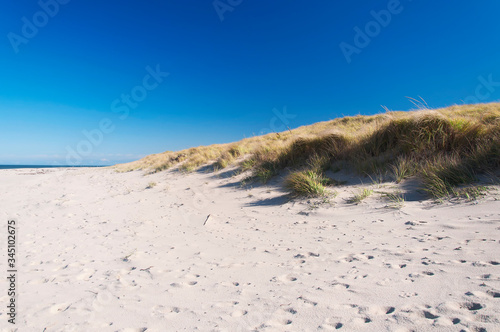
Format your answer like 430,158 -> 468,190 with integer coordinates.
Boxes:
0,167 -> 499,331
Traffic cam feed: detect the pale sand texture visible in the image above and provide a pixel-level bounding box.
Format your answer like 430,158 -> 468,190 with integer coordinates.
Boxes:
0,167 -> 499,331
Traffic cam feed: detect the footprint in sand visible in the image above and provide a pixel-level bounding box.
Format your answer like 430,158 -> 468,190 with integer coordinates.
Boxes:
466,290 -> 499,299
330,282 -> 350,290
268,317 -> 293,327
350,316 -> 372,326
231,309 -> 248,317
386,307 -> 396,314
486,290 -> 500,298
477,273 -> 500,281
169,306 -> 181,313
271,274 -> 298,283
297,296 -> 317,307
213,300 -> 240,308
365,305 -> 396,316
279,274 -> 298,282
49,302 -> 72,314
151,305 -> 168,318
461,302 -> 484,311
423,310 -> 439,319
339,254 -> 373,263
183,273 -> 201,279
475,314 -> 500,324
376,278 -> 392,286
321,318 -> 343,330
76,268 -> 96,281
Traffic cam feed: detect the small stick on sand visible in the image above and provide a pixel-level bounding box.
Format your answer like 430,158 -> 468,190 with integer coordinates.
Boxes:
203,214 -> 211,226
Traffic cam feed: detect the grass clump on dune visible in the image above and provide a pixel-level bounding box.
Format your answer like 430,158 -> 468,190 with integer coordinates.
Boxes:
420,155 -> 476,198
390,156 -> 417,183
348,188 -> 373,204
213,145 -> 245,171
285,170 -> 330,197
261,109 -> 499,198
383,191 -> 405,209
250,134 -> 350,183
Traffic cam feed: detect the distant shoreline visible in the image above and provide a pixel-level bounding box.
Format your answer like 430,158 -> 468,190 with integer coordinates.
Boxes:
0,165 -> 108,170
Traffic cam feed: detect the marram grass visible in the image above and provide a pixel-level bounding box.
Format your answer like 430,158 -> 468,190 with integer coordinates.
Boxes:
285,170 -> 329,197
116,102 -> 500,199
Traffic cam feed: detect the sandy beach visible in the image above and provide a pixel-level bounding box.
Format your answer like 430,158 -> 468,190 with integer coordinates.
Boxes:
3,0 -> 500,330
0,166 -> 499,331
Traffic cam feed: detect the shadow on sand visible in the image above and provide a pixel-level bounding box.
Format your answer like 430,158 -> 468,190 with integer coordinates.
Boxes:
245,194 -> 291,207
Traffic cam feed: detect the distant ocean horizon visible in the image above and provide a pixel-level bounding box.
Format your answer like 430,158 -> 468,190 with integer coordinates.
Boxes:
0,165 -> 107,170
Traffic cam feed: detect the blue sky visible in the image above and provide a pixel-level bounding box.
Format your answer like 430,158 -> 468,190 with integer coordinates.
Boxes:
1,1 -> 499,165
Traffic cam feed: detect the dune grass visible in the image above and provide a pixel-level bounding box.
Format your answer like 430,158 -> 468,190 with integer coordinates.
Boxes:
382,191 -> 405,209
348,188 -> 374,204
115,103 -> 500,200
285,170 -> 330,197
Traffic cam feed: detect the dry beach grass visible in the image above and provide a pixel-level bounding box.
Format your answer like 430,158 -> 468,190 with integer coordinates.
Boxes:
117,102 -> 500,201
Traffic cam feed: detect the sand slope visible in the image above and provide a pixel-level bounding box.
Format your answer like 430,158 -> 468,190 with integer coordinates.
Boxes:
0,167 -> 499,331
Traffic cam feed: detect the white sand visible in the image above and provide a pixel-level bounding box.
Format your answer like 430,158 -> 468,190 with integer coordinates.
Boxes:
0,167 -> 499,331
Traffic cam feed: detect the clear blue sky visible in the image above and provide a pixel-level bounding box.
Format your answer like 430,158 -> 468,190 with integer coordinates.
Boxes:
1,1 -> 499,165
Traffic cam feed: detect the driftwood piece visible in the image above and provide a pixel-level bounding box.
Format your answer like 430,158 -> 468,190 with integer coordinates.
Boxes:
203,214 -> 211,226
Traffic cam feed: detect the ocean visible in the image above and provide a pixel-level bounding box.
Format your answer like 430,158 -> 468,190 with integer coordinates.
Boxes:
0,165 -> 105,169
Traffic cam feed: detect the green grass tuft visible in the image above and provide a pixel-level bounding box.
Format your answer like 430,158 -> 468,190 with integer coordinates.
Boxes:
348,188 -> 373,204
383,191 -> 405,209
390,156 -> 416,183
285,170 -> 330,197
